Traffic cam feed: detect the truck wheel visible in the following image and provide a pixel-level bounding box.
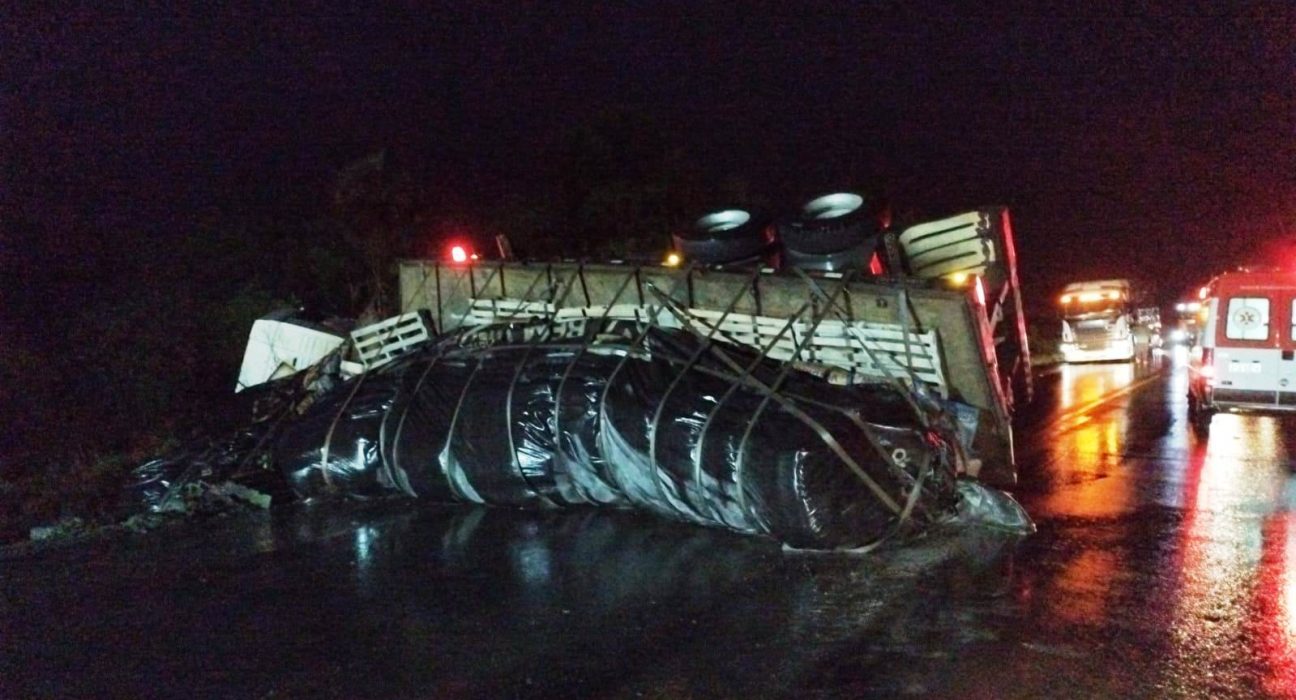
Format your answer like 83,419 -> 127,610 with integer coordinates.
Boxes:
672,208 -> 773,265
776,192 -> 884,255
1193,410 -> 1213,435
1187,394 -> 1212,435
781,242 -> 873,272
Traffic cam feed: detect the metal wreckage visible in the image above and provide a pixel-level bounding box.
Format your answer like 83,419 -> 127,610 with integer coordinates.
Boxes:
126,195 -> 1034,550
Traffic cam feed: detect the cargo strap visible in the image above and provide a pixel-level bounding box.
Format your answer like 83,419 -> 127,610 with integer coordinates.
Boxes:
646,281 -> 908,519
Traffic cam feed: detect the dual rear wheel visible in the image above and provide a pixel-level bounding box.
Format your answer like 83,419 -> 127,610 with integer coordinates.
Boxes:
675,192 -> 886,271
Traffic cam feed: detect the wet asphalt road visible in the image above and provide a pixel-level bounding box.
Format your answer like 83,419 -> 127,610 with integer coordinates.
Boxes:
5,348 -> 1296,698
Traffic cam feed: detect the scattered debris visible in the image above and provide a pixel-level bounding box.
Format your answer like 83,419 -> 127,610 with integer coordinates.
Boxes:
155,481 -> 272,515
236,308 -> 354,393
29,517 -> 88,542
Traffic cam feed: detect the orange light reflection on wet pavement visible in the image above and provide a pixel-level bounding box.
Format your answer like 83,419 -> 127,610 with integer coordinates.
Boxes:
1043,363 -> 1137,521
1045,358 -> 1296,693
1058,362 -> 1135,411
1039,363 -> 1140,625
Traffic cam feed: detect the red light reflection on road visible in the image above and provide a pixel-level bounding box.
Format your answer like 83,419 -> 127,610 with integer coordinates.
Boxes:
1256,511 -> 1296,697
1039,358 -> 1296,692
1159,419 -> 1259,690
1165,413 -> 1296,694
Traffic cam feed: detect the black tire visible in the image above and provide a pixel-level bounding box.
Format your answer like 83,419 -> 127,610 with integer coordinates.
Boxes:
1193,410 -> 1213,435
777,192 -> 885,255
1187,393 -> 1212,435
672,208 -> 773,265
781,242 -> 872,272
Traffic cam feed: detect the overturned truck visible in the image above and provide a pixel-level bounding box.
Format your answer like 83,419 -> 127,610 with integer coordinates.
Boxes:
256,202 -> 1032,550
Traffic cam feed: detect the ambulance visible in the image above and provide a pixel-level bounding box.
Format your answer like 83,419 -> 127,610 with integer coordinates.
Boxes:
1187,268 -> 1296,432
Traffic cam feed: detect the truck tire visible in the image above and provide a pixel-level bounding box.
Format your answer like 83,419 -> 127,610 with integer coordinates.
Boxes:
777,192 -> 884,255
781,242 -> 873,272
1187,392 -> 1213,435
672,208 -> 773,265
897,211 -> 994,279
1193,409 -> 1213,435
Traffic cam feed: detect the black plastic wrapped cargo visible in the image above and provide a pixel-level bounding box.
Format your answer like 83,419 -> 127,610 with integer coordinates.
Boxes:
276,370 -> 406,498
275,325 -> 962,549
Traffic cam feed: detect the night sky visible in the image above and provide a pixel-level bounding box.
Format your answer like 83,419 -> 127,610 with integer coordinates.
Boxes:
5,3 -> 1294,306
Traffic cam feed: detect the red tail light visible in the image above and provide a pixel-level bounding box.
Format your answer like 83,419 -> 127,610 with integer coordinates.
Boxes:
450,245 -> 469,264
867,252 -> 884,276
974,276 -> 986,306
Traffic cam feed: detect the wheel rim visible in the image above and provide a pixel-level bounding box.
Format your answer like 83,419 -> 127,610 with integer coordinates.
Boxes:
802,193 -> 864,221
695,210 -> 751,235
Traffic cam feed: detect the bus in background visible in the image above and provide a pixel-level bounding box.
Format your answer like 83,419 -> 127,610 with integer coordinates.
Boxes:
1187,268 -> 1296,433
1057,279 -> 1138,363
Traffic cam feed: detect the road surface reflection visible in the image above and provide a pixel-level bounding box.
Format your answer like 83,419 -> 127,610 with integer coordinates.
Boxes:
1167,407 -> 1296,695
1037,360 -> 1140,519
1027,353 -> 1296,696
12,352 -> 1296,698
329,506 -> 1022,697
1256,510 -> 1296,696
